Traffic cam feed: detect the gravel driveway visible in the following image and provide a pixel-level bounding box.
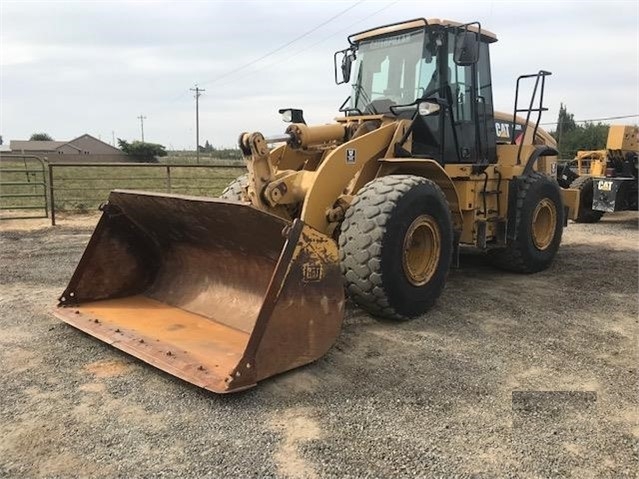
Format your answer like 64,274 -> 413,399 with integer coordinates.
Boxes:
1,212 -> 637,478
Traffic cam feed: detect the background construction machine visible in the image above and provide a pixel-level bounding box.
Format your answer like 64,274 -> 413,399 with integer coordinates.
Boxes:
557,125 -> 638,222
56,18 -> 579,393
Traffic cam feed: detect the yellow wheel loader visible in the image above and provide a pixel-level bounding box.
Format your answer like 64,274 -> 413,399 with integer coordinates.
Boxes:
557,125 -> 638,223
56,18 -> 579,393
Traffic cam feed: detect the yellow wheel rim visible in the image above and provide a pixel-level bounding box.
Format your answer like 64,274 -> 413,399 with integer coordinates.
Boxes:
531,198 -> 557,251
402,215 -> 441,286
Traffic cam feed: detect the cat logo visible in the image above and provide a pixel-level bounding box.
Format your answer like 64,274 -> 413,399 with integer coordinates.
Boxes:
302,262 -> 323,282
495,122 -> 511,138
598,180 -> 613,192
346,149 -> 356,164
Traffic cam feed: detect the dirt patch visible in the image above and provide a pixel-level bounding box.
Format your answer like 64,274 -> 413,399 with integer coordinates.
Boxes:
0,212 -> 100,232
83,359 -> 131,378
269,408 -> 322,479
78,382 -> 107,393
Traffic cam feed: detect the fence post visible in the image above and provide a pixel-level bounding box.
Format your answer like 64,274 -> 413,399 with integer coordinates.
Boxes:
166,165 -> 172,193
49,163 -> 56,226
42,160 -> 49,219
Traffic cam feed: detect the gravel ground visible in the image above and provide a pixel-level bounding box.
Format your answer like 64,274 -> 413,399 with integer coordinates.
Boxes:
0,212 -> 637,478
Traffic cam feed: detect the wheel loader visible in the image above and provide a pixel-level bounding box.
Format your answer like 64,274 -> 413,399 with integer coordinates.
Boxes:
557,125 -> 638,222
55,18 -> 580,393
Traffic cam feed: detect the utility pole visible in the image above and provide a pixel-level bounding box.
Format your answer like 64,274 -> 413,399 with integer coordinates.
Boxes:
137,115 -> 147,142
111,131 -> 116,146
190,84 -> 205,163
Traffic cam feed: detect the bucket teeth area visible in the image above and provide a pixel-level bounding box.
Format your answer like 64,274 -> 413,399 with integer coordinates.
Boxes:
56,190 -> 344,393
56,296 -> 249,392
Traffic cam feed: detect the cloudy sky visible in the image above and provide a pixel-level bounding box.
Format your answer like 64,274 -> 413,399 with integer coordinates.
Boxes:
1,0 -> 637,149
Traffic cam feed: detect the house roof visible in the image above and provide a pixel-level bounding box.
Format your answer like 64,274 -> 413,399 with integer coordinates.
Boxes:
10,134 -> 122,153
10,140 -> 66,151
67,133 -> 122,153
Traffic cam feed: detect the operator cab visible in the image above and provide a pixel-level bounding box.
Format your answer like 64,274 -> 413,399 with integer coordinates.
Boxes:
335,18 -> 498,167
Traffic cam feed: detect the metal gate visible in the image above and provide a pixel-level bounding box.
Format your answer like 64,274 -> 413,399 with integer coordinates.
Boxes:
0,155 -> 48,220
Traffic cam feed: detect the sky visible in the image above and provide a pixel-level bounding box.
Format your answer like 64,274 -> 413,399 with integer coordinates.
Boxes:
1,0 -> 638,149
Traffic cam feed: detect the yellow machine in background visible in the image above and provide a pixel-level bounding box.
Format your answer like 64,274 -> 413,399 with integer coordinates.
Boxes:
56,18 -> 578,393
558,125 -> 638,222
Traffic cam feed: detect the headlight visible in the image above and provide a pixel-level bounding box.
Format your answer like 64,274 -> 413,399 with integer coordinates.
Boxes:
418,101 -> 440,116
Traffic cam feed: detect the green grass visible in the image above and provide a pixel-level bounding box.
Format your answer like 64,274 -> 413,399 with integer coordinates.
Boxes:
0,159 -> 245,217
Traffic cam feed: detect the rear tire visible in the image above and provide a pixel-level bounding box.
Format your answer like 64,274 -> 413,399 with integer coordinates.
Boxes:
490,172 -> 563,273
220,174 -> 249,202
339,175 -> 453,319
570,176 -> 604,223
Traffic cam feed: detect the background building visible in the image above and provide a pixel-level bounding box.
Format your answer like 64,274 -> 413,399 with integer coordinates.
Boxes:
8,134 -> 128,162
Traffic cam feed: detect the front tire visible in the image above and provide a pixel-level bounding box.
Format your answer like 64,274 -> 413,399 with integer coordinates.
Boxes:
490,172 -> 564,273
219,174 -> 249,202
339,175 -> 453,319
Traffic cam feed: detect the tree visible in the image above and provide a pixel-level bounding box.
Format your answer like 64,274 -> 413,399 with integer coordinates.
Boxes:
117,139 -> 167,163
550,104 -> 609,158
30,132 -> 53,141
556,103 -> 577,136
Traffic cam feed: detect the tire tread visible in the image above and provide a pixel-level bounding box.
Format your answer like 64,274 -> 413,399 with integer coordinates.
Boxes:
220,174 -> 249,202
491,172 -> 562,273
339,175 -> 450,320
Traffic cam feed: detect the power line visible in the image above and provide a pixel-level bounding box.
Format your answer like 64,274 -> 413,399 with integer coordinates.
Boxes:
213,0 -> 400,89
156,1 -> 381,109
199,0 -> 365,87
150,1 -> 390,148
541,114 -> 639,126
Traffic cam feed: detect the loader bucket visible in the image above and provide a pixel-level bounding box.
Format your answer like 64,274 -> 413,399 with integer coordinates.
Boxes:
54,190 -> 344,393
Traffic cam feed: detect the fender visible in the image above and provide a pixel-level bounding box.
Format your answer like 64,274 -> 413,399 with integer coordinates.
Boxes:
300,122 -> 398,233
523,145 -> 559,175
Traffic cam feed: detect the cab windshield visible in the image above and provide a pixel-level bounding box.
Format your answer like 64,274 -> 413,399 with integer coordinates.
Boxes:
350,29 -> 438,114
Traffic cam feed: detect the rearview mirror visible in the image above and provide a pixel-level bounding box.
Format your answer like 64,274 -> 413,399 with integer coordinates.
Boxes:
454,31 -> 479,66
334,49 -> 356,85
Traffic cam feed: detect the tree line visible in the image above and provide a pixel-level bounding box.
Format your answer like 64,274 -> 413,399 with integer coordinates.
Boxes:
550,104 -> 614,159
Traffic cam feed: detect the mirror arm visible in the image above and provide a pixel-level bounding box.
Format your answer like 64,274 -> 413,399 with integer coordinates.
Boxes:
338,96 -> 362,116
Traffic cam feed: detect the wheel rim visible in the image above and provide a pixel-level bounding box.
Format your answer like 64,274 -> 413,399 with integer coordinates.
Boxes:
531,198 -> 557,250
402,215 -> 441,286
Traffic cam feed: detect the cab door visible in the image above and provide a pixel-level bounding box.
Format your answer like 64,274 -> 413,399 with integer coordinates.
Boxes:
439,33 -> 496,165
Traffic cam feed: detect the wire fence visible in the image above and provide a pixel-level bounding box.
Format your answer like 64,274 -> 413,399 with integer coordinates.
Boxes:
0,156 -> 245,225
48,162 -> 245,225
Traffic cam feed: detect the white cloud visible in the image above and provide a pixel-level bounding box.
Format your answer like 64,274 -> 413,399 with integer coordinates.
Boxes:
0,41 -> 38,66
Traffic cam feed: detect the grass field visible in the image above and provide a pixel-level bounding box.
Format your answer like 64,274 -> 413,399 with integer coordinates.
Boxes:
0,158 -> 245,218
